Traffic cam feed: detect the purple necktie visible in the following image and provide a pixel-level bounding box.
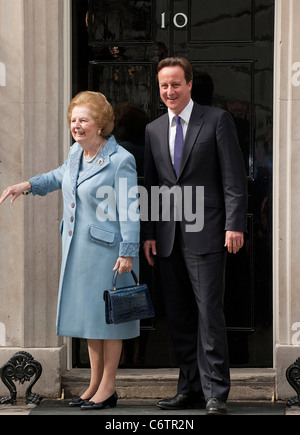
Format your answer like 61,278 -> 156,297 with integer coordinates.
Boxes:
174,116 -> 184,177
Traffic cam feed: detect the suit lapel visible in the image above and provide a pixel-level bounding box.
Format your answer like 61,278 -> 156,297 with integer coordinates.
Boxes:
177,104 -> 205,179
69,145 -> 82,189
69,137 -> 118,189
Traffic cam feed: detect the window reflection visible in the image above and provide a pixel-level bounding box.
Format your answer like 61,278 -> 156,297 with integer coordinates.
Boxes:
89,0 -> 153,44
190,0 -> 253,42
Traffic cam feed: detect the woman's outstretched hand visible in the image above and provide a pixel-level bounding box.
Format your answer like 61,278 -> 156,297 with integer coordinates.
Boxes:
0,181 -> 31,205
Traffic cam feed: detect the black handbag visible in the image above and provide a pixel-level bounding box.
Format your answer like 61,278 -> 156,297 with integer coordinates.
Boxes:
103,269 -> 155,325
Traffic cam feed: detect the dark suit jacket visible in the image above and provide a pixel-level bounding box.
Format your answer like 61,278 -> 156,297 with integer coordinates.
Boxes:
143,102 -> 248,256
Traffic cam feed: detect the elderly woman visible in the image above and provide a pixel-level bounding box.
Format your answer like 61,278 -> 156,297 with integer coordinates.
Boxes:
0,91 -> 140,410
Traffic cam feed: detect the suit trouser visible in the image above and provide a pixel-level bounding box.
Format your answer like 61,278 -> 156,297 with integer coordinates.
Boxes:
158,229 -> 230,402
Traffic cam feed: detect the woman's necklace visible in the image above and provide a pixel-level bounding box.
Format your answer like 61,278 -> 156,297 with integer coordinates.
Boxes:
83,143 -> 104,163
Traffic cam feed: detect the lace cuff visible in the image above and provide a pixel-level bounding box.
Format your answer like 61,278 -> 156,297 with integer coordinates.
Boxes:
119,242 -> 140,258
28,174 -> 48,196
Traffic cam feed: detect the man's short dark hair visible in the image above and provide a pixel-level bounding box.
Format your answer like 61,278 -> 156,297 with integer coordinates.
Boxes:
157,57 -> 193,84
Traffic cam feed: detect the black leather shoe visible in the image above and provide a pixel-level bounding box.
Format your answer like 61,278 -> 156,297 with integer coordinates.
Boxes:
68,396 -> 91,407
157,394 -> 201,410
81,392 -> 118,410
206,398 -> 227,415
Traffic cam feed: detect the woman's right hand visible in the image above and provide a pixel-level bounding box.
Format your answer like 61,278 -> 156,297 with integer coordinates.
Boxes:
0,181 -> 31,205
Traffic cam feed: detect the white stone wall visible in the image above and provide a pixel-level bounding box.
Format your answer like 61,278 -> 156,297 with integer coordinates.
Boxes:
273,0 -> 300,399
0,0 -> 24,349
0,0 -> 68,398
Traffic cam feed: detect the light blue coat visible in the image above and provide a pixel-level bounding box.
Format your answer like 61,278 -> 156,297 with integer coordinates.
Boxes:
29,136 -> 140,339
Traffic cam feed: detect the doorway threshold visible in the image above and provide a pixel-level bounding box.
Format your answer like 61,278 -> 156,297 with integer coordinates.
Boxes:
62,368 -> 275,401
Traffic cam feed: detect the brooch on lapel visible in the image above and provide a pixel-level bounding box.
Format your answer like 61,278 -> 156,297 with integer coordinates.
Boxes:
98,158 -> 104,166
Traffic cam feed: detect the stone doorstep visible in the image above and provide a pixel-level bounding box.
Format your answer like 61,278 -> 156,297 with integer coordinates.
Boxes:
61,368 -> 276,401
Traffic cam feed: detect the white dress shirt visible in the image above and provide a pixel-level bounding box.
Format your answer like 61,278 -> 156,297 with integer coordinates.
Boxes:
168,99 -> 194,165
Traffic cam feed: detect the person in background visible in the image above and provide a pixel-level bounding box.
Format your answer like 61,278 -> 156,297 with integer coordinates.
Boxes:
113,102 -> 148,177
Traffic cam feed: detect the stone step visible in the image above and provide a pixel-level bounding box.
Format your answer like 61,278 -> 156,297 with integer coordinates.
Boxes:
62,368 -> 276,401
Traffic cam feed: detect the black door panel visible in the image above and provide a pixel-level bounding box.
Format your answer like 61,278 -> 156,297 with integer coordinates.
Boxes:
72,0 -> 274,368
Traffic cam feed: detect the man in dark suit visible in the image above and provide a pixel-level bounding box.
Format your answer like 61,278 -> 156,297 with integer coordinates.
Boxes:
143,58 -> 247,415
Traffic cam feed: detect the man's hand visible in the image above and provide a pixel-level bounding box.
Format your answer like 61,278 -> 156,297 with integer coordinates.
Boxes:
143,239 -> 157,266
225,231 -> 244,254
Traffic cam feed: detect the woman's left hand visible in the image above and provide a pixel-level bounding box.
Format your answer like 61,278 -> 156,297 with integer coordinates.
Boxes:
113,257 -> 133,274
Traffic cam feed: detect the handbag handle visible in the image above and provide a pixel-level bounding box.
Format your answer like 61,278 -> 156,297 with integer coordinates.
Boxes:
112,269 -> 140,290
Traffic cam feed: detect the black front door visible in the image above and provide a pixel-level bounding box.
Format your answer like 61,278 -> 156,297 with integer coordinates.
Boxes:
72,0 -> 274,368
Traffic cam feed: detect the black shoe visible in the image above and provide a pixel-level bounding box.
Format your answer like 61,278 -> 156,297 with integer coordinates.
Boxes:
68,396 -> 91,407
80,392 -> 118,410
206,398 -> 227,415
157,394 -> 199,410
